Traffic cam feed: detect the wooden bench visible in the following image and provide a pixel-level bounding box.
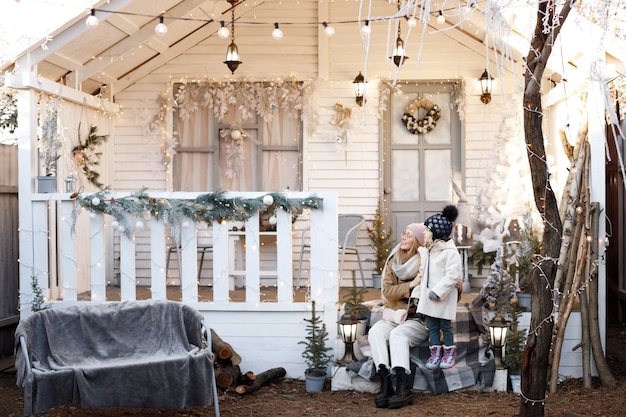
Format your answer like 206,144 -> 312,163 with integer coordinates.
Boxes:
15,300 -> 220,416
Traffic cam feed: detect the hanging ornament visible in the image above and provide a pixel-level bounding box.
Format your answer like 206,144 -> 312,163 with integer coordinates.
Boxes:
182,220 -> 190,228
135,220 -> 145,232
231,129 -> 242,140
111,220 -> 119,228
92,197 -> 100,206
269,215 -> 277,225
263,195 -> 274,205
89,212 -> 96,219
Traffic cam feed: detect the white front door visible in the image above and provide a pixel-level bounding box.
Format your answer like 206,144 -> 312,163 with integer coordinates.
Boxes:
382,82 -> 463,242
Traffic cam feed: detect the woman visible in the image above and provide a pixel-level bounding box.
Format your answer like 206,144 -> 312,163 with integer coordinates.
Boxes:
367,223 -> 428,409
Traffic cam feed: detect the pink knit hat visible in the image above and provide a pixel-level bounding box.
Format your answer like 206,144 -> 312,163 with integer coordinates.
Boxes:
406,223 -> 427,245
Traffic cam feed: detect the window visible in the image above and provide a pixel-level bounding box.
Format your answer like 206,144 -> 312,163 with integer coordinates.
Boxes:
172,82 -> 303,192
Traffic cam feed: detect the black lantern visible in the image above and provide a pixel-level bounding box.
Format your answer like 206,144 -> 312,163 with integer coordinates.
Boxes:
353,71 -> 366,107
488,312 -> 509,370
337,316 -> 359,365
479,69 -> 494,104
224,0 -> 242,74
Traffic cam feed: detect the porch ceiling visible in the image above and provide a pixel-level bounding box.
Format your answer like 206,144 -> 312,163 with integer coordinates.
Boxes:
3,0 -> 548,96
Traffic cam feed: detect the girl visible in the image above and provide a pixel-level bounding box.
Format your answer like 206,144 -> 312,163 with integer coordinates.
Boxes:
417,205 -> 462,370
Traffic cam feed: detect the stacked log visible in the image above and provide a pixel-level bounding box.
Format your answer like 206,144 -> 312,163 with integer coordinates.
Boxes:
210,329 -> 286,395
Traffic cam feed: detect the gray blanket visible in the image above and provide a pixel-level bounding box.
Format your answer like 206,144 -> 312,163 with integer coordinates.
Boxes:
15,300 -> 214,415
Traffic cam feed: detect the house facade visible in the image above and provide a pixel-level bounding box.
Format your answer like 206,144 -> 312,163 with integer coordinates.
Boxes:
2,0 -> 623,381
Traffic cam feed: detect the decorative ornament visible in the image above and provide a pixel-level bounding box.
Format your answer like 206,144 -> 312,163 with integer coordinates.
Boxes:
230,129 -> 242,140
111,220 -> 119,228
263,195 -> 274,205
331,103 -> 352,130
269,215 -> 277,225
401,98 -> 441,134
135,220 -> 145,232
91,197 -> 101,206
72,124 -> 109,189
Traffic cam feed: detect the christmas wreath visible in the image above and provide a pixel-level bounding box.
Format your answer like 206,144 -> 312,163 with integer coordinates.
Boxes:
401,98 -> 441,134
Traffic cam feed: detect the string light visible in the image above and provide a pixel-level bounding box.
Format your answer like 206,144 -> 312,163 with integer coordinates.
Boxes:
322,21 -> 335,37
272,23 -> 283,40
361,20 -> 371,36
85,9 -> 99,28
217,21 -> 229,39
437,11 -> 446,24
406,15 -> 417,28
154,16 -> 168,37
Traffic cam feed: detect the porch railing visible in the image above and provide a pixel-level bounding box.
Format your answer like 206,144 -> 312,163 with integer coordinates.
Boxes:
21,191 -> 339,311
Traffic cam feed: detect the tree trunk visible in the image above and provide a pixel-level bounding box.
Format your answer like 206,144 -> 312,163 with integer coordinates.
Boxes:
521,1 -> 576,415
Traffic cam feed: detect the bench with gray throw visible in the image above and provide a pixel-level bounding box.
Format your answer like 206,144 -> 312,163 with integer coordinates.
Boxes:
15,300 -> 219,416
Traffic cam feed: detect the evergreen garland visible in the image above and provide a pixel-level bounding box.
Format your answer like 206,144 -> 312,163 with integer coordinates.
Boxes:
72,189 -> 322,241
72,124 -> 108,189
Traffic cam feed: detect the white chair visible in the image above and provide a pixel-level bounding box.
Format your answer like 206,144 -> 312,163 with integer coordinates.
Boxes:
296,214 -> 366,288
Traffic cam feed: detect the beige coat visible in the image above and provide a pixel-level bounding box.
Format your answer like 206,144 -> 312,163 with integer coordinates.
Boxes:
416,240 -> 461,321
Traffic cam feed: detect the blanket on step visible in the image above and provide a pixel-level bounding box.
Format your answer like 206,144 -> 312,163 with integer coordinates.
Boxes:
409,300 -> 495,394
15,300 -> 215,415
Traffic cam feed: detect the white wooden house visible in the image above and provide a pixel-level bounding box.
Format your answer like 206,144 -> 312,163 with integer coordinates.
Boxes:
2,0 -> 624,381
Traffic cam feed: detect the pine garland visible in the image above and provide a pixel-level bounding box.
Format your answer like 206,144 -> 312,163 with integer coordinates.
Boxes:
72,124 -> 108,189
72,189 -> 322,241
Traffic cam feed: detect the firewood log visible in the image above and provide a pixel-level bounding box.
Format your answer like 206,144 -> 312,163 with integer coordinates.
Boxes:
210,329 -> 242,365
234,367 -> 286,395
215,363 -> 242,390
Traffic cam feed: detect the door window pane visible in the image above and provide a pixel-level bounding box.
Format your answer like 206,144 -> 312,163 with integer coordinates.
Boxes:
391,149 -> 419,202
424,149 -> 451,201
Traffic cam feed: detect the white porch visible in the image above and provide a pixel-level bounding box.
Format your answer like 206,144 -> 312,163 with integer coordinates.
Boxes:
20,191 -> 345,379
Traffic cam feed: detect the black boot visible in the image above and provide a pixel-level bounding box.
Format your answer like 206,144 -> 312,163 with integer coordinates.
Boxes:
374,365 -> 394,408
388,367 -> 413,409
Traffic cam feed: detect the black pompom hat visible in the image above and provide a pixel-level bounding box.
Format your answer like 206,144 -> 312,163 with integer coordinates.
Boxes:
424,205 -> 459,241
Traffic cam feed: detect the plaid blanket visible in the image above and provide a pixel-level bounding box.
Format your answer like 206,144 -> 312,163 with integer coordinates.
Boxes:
409,299 -> 495,394
364,297 -> 495,395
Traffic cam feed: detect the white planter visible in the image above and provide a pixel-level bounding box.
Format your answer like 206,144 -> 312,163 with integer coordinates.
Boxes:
372,273 -> 381,289
37,176 -> 57,193
509,372 -> 521,393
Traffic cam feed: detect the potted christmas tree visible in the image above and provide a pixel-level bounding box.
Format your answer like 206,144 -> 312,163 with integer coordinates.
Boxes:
299,300 -> 332,392
367,199 -> 394,289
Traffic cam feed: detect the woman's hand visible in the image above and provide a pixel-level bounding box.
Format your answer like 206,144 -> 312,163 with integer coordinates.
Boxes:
409,272 -> 423,288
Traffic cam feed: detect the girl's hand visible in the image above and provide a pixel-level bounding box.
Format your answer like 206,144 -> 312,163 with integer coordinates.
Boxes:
428,291 -> 439,301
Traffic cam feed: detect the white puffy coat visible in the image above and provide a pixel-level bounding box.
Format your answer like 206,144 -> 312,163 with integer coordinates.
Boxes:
416,239 -> 461,321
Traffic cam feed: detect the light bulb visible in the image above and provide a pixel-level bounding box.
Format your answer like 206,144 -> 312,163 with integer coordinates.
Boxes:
322,21 -> 335,37
407,16 -> 417,28
155,17 -> 167,36
361,20 -> 371,36
85,9 -> 99,28
437,11 -> 446,24
217,21 -> 230,39
272,23 -> 283,40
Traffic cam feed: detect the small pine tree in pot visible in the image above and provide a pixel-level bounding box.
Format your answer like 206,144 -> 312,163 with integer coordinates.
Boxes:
366,199 -> 394,288
299,301 -> 332,392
